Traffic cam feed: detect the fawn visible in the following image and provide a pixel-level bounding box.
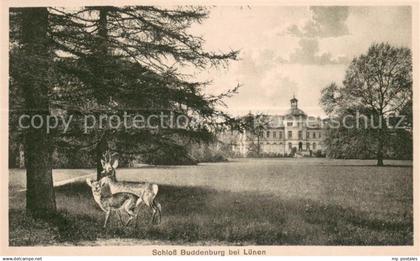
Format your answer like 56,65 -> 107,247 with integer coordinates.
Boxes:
86,178 -> 139,228
99,150 -> 162,225
100,176 -> 161,225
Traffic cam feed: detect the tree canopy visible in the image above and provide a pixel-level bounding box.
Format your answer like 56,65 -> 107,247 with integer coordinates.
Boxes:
320,43 -> 412,165
9,6 -> 239,213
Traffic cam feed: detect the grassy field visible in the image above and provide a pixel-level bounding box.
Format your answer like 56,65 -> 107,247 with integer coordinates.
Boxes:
9,158 -> 413,246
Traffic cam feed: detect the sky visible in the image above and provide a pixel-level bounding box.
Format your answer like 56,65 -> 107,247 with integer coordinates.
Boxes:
188,6 -> 412,117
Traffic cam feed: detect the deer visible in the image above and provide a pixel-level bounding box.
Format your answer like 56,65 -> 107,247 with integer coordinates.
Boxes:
98,150 -> 162,225
86,178 -> 139,228
100,150 -> 118,181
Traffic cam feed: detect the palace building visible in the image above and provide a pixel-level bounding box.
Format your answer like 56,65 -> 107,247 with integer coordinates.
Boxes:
234,96 -> 326,157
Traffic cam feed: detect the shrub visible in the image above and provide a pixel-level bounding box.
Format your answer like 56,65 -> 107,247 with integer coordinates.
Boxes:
314,150 -> 326,158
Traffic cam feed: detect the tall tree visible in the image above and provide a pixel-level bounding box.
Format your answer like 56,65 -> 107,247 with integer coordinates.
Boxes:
47,6 -> 238,177
320,43 -> 412,166
9,6 -> 239,216
10,7 -> 239,177
240,113 -> 270,156
11,8 -> 56,215
93,7 -> 112,179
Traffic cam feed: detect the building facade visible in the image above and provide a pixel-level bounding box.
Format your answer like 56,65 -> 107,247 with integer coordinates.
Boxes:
234,97 -> 326,157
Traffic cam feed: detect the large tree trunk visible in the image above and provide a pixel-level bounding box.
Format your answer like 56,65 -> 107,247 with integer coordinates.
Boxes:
376,116 -> 385,166
257,135 -> 260,156
95,136 -> 108,180
8,145 -> 18,168
377,134 -> 384,166
94,7 -> 110,181
20,8 -> 56,216
95,7 -> 109,104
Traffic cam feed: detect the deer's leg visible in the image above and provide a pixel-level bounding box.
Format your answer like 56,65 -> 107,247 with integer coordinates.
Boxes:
103,209 -> 111,228
154,201 -> 162,225
134,201 -> 143,228
133,197 -> 144,228
151,200 -> 161,225
151,202 -> 156,224
135,197 -> 143,208
143,196 -> 155,225
148,199 -> 162,224
116,209 -> 123,226
123,198 -> 136,226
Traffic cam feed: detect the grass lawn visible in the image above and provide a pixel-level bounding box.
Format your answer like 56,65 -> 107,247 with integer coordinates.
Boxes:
9,158 -> 413,246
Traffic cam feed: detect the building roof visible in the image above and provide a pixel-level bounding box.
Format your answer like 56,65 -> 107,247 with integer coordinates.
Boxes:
285,107 -> 307,117
285,96 -> 307,117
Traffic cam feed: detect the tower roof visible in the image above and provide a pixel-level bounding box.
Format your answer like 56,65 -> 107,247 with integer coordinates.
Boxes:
285,107 -> 307,117
286,95 -> 306,117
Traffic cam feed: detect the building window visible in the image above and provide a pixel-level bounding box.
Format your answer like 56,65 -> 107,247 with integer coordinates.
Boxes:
288,142 -> 292,149
306,143 -> 310,150
319,132 -> 322,138
288,131 -> 292,139
279,132 -> 282,139
313,143 -> 317,150
287,122 -> 293,126
266,131 -> 270,138
273,131 -> 276,138
313,132 -> 316,139
306,132 -> 310,139
298,131 -> 302,139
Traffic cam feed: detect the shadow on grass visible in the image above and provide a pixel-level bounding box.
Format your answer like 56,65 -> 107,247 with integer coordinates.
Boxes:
331,164 -> 412,168
9,181 -> 413,246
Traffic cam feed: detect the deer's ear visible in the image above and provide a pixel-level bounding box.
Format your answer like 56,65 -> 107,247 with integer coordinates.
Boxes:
112,159 -> 119,169
101,159 -> 106,168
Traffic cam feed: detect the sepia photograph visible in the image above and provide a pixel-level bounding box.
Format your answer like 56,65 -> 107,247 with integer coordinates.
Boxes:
2,1 -> 419,257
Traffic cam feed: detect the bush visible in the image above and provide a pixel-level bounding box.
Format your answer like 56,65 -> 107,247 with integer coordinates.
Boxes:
188,143 -> 229,163
289,147 -> 297,157
141,146 -> 198,165
52,148 -> 96,168
314,150 -> 326,158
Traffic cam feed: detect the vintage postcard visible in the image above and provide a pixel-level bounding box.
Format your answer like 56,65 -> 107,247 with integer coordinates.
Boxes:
1,0 -> 419,257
